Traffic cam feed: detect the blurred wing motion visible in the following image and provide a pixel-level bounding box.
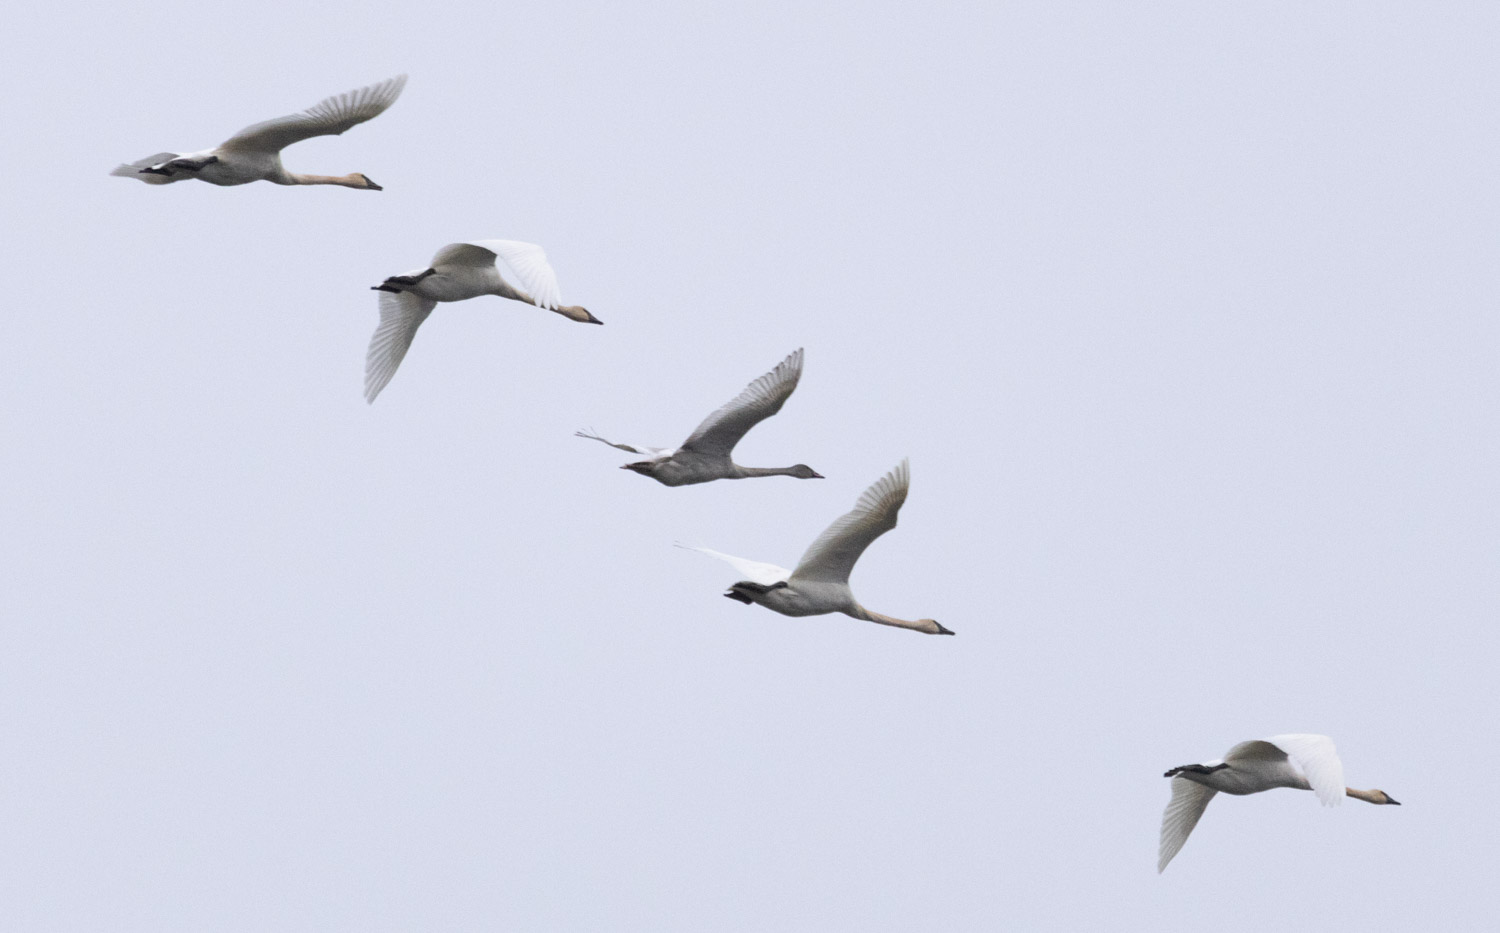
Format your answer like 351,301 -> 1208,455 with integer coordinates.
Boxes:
1158,777 -> 1217,873
364,289 -> 437,403
676,544 -> 792,586
573,429 -> 668,457
110,152 -> 186,184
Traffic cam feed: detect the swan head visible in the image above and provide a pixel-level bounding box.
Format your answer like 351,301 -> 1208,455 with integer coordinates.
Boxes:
789,464 -> 824,479
356,173 -> 383,191
1371,790 -> 1400,805
926,620 -> 954,635
558,305 -> 603,325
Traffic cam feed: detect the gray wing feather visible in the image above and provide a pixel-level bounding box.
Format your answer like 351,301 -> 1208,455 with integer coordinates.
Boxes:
220,75 -> 407,154
680,348 -> 803,456
790,459 -> 909,584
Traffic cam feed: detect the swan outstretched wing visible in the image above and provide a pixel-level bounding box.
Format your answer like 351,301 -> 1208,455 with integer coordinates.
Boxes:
1158,777 -> 1217,873
433,240 -> 562,310
676,544 -> 792,587
365,289 -> 437,403
1264,734 -> 1345,806
790,459 -> 908,585
573,429 -> 667,457
220,75 -> 408,154
680,349 -> 803,457
110,152 -> 185,184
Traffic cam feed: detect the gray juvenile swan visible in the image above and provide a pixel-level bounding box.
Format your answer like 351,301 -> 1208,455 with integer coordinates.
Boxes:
111,75 -> 406,189
364,239 -> 601,403
1158,733 -> 1400,873
575,349 -> 821,486
680,459 -> 950,635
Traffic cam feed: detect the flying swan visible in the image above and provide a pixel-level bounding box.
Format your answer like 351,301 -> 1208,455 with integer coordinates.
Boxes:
1158,733 -> 1400,873
364,239 -> 600,403
680,459 -> 951,635
111,75 -> 407,189
575,349 -> 821,485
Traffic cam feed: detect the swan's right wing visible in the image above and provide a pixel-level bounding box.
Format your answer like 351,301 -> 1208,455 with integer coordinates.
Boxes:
1158,777 -> 1217,873
676,544 -> 792,587
364,290 -> 437,403
679,349 -> 803,457
1265,734 -> 1345,807
220,75 -> 408,154
433,240 -> 562,310
110,152 -> 186,184
790,459 -> 908,585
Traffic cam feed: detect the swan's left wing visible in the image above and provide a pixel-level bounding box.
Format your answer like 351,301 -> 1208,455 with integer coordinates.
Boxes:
365,289 -> 437,403
676,544 -> 792,587
220,75 -> 408,154
110,152 -> 187,184
573,429 -> 668,457
790,459 -> 908,585
680,349 -> 803,457
1159,777 -> 1217,873
1265,734 -> 1345,807
432,240 -> 562,311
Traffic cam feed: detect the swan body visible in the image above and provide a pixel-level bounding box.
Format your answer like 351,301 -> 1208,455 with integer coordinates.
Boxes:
680,459 -> 950,635
576,349 -> 821,486
364,239 -> 600,403
1158,733 -> 1400,873
111,75 -> 406,189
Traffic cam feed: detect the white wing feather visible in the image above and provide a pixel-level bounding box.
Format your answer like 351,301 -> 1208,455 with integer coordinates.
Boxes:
110,151 -> 184,183
676,545 -> 792,587
790,459 -> 909,584
220,75 -> 408,154
432,240 -> 562,310
1158,777 -> 1217,873
573,429 -> 668,457
364,290 -> 437,403
680,349 -> 803,456
1266,734 -> 1345,807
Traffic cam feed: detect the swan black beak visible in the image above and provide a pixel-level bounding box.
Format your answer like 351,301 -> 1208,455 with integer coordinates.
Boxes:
1388,797 -> 1401,805
934,622 -> 955,635
365,177 -> 383,191
811,471 -> 825,479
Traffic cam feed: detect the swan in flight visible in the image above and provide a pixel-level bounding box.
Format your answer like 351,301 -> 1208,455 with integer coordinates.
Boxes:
575,349 -> 821,486
1158,733 -> 1400,873
111,75 -> 406,189
680,459 -> 950,635
364,239 -> 600,403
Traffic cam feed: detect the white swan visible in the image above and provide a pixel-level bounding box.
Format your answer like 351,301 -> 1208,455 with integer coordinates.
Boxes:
1158,733 -> 1400,873
680,459 -> 950,635
364,239 -> 600,403
575,349 -> 821,486
111,75 -> 406,189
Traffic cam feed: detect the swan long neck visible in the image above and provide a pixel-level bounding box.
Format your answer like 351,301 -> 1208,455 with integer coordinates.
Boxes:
853,606 -> 948,635
287,172 -> 370,188
734,465 -> 807,478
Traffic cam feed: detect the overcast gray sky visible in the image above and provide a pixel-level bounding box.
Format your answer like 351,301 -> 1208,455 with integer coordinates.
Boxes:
3,1 -> 1497,929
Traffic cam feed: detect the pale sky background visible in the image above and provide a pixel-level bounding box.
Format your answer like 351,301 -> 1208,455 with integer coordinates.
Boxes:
2,1 -> 1497,930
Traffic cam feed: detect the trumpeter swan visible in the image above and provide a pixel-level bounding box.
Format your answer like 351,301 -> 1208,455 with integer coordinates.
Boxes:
111,75 -> 406,189
364,239 -> 600,402
575,349 -> 821,486
680,459 -> 950,635
1158,733 -> 1400,873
